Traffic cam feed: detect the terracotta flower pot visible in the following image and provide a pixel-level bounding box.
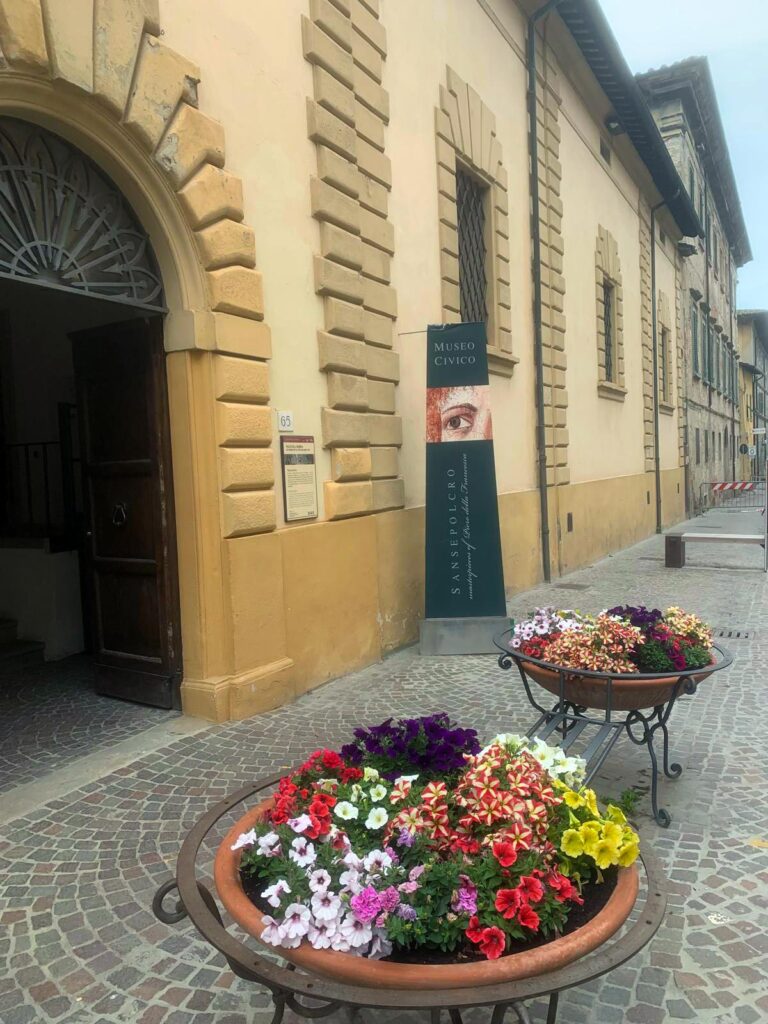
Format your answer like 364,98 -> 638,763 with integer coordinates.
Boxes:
521,658 -> 716,712
214,801 -> 640,991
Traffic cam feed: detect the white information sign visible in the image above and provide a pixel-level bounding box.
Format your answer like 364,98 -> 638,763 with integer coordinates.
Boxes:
277,410 -> 294,432
281,436 -> 318,522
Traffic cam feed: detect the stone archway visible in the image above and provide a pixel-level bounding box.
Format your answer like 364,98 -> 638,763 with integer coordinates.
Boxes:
0,0 -> 287,719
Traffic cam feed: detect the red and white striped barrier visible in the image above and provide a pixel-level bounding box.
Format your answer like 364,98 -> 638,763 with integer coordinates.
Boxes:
711,482 -> 755,492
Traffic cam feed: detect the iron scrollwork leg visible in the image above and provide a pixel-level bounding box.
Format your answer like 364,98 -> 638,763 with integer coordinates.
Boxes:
151,879 -> 187,924
625,683 -> 689,828
546,992 -> 559,1024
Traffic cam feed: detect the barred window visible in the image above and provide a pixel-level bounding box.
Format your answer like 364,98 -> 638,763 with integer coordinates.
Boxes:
660,326 -> 670,402
603,279 -> 615,382
695,428 -> 701,465
691,302 -> 699,376
456,167 -> 488,324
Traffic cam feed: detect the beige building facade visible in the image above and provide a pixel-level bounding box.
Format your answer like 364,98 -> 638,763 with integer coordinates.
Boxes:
0,0 -> 703,721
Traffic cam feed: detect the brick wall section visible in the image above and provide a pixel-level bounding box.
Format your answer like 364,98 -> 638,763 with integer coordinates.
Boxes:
595,226 -> 626,400
638,205 -> 655,472
534,39 -> 568,485
303,0 -> 404,521
434,67 -> 515,377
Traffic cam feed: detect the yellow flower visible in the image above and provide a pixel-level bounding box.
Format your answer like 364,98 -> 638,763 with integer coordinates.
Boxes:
561,829 -> 584,857
601,821 -> 624,845
606,804 -> 627,825
583,789 -> 599,816
579,822 -> 600,856
564,789 -> 584,809
617,842 -> 640,868
593,838 -> 620,870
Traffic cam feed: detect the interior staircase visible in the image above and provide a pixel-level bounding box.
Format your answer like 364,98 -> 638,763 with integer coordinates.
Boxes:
0,618 -> 45,676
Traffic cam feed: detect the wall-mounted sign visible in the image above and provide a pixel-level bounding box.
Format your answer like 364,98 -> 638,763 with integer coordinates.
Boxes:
423,322 -> 506,620
280,436 -> 318,522
277,410 -> 294,432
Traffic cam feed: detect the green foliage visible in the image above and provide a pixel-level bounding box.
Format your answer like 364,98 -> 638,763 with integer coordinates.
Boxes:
683,644 -> 712,669
633,639 -> 674,673
600,788 -> 640,817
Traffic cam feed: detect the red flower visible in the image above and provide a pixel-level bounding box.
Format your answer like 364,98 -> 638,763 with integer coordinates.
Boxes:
465,915 -> 485,944
452,836 -> 481,855
478,926 -> 506,960
303,814 -> 323,839
547,872 -> 583,905
494,888 -> 521,919
311,792 -> 337,807
517,875 -> 545,905
517,903 -> 540,931
492,839 -> 518,868
299,788 -> 309,799
322,750 -> 343,769
331,831 -> 349,851
339,766 -> 363,783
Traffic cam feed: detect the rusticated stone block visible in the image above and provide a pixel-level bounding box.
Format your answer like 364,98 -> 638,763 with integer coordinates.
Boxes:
324,480 -> 373,519
310,0 -> 352,51
155,103 -> 225,188
327,371 -> 369,410
318,332 -> 367,375
94,0 -> 160,115
370,446 -> 398,478
365,346 -> 399,382
368,413 -> 402,446
216,402 -> 272,447
321,223 -> 363,269
363,309 -> 393,348
211,313 -> 272,360
213,354 -> 269,404
311,178 -> 360,235
331,447 -> 372,481
124,35 -> 199,151
372,477 -> 404,511
219,447 -> 274,491
367,379 -> 395,413
317,145 -> 360,197
313,257 -> 363,303
302,16 -> 354,87
363,278 -> 397,318
325,297 -> 365,338
313,66 -> 355,126
178,164 -> 244,229
359,208 -> 394,253
221,490 -> 276,537
321,408 -> 369,446
195,219 -> 256,271
208,267 -> 264,321
0,0 -> 48,71
307,100 -> 357,161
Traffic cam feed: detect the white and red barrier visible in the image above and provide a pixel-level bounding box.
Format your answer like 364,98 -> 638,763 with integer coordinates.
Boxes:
711,482 -> 755,492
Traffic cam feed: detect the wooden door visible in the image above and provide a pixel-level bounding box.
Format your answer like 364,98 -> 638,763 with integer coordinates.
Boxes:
71,318 -> 181,708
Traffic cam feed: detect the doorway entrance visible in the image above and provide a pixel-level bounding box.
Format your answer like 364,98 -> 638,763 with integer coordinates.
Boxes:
0,117 -> 181,709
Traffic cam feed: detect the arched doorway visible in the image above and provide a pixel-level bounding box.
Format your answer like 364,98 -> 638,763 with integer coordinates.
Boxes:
0,116 -> 181,708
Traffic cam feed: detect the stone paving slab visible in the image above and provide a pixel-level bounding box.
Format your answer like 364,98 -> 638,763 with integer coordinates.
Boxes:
1,510 -> 767,1023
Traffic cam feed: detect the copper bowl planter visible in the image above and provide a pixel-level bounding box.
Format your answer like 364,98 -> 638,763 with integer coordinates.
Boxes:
520,658 -> 718,712
214,800 -> 640,992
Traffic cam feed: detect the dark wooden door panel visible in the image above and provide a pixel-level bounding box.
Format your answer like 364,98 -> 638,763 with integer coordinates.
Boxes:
71,317 -> 181,709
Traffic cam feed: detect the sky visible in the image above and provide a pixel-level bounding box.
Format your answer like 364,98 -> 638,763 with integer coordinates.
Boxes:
598,0 -> 767,311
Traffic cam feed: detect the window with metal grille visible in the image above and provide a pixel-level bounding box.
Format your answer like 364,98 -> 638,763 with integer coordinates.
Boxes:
695,428 -> 701,465
660,326 -> 670,401
456,168 -> 488,324
603,278 -> 615,382
691,301 -> 699,376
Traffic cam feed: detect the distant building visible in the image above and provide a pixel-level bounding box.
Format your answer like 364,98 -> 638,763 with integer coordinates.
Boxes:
638,58 -> 752,512
737,311 -> 768,479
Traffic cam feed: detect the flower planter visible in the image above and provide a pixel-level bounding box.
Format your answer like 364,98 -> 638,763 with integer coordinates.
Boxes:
215,800 -> 640,991
520,658 -> 716,712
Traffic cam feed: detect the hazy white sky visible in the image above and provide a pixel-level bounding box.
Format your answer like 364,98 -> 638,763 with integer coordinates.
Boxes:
598,0 -> 766,310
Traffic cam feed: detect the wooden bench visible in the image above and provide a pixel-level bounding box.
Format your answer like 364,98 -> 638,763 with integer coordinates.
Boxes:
665,532 -> 765,568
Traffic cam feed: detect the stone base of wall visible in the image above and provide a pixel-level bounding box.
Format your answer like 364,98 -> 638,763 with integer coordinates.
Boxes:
181,468 -> 685,721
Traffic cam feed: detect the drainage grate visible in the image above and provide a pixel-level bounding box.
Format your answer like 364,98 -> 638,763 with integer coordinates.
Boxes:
550,583 -> 591,591
713,627 -> 754,640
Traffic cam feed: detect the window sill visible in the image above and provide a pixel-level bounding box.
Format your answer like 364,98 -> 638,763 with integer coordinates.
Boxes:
597,380 -> 627,402
659,401 -> 675,416
488,350 -> 519,378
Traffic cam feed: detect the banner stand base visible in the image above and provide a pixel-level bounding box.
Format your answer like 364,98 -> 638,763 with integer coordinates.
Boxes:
419,616 -> 511,656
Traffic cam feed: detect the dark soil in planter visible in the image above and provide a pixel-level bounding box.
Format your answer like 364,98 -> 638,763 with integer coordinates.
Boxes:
240,866 -> 618,964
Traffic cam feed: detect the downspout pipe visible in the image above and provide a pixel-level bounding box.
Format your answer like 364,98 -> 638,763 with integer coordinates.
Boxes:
528,0 -> 565,583
650,196 -> 674,533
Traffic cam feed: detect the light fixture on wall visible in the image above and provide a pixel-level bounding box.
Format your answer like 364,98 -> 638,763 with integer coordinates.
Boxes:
604,114 -> 624,136
677,242 -> 698,258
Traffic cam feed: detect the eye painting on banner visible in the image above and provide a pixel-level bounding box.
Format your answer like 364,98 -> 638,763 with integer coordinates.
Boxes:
426,385 -> 494,443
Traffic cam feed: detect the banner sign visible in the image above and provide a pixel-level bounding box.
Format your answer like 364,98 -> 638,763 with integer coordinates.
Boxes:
424,322 -> 506,619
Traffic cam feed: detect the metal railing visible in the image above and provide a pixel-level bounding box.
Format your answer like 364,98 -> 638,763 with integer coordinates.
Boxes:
698,479 -> 767,512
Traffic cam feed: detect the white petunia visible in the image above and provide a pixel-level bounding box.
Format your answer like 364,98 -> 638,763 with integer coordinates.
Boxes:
308,919 -> 337,949
339,913 -> 373,949
289,837 -> 316,868
364,807 -> 388,830
395,774 -> 419,784
230,829 -> 257,851
368,784 -> 387,802
287,814 -> 313,834
339,867 -> 362,894
363,767 -> 380,782
260,914 -> 284,947
342,851 -> 363,870
256,832 -> 281,857
261,879 -> 291,908
308,868 -> 332,893
348,784 -> 364,804
369,932 -> 393,959
316,778 -> 338,791
334,801 -> 359,821
311,890 -> 342,922
281,903 -> 311,942
362,849 -> 393,875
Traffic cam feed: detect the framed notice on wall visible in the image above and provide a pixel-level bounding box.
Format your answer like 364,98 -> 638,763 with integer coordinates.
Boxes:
280,436 -> 318,522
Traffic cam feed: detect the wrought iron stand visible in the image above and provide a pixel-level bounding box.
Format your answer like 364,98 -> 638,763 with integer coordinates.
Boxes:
153,777 -> 667,1024
494,635 -> 732,827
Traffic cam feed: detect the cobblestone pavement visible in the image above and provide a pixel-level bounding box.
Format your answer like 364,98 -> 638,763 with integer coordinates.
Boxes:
1,509 -> 767,1024
0,655 -> 178,795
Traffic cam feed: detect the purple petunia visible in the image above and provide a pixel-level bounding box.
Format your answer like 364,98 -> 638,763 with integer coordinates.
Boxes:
336,714 -> 479,780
